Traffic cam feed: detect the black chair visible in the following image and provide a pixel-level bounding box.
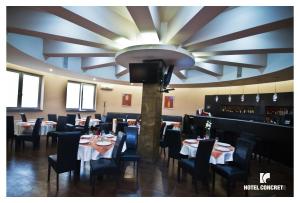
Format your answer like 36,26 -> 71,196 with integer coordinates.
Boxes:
47,131 -> 81,191
116,121 -> 128,134
75,116 -> 91,134
48,114 -> 57,122
159,122 -> 167,157
77,113 -> 81,119
165,129 -> 182,167
90,133 -> 127,195
121,127 -> 140,177
95,114 -> 102,120
7,116 -> 15,148
178,139 -> 215,193
66,114 -> 76,125
46,116 -> 67,146
20,113 -> 27,122
98,123 -> 110,134
15,118 -> 42,151
66,114 -> 76,130
212,138 -> 254,196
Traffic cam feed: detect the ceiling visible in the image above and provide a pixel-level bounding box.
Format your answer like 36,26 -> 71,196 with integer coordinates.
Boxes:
6,6 -> 294,87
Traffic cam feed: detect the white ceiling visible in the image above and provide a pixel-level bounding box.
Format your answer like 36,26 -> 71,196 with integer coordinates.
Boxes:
6,6 -> 294,87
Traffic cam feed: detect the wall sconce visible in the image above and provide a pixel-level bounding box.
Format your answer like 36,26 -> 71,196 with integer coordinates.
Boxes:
273,82 -> 278,102
215,95 -> 219,102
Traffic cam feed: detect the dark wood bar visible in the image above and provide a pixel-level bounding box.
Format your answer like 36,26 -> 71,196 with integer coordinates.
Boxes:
185,115 -> 293,167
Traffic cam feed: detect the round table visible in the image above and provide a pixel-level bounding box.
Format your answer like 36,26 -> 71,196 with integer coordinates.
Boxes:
77,134 -> 126,161
180,140 -> 234,165
15,120 -> 56,136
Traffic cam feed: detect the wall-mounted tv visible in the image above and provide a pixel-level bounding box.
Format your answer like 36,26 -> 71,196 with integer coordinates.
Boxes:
129,62 -> 163,84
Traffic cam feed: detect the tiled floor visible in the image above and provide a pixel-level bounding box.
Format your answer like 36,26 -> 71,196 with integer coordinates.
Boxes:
6,137 -> 293,197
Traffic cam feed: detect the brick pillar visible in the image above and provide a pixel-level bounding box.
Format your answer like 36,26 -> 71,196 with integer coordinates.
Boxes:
138,83 -> 162,163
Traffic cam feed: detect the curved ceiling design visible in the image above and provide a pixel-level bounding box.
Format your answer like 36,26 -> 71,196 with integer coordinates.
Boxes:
6,6 -> 294,87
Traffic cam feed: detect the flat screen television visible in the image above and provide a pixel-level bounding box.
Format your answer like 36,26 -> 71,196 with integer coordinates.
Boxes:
129,62 -> 163,83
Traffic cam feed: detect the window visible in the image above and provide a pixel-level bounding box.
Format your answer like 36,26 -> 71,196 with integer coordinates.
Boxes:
66,81 -> 96,111
66,82 -> 81,109
6,70 -> 42,110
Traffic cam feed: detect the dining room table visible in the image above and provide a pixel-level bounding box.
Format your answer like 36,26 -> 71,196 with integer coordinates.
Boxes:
75,118 -> 101,127
180,139 -> 235,165
77,133 -> 127,161
15,120 -> 57,136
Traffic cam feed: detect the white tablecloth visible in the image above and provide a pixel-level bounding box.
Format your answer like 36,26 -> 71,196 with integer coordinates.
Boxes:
180,140 -> 234,165
77,134 -> 126,161
15,121 -> 56,136
75,118 -> 101,127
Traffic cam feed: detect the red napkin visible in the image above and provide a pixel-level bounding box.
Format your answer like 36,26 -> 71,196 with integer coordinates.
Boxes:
211,150 -> 223,158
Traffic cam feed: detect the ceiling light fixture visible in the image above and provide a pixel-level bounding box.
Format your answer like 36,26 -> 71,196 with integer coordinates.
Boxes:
49,68 -> 53,72
93,78 -> 96,81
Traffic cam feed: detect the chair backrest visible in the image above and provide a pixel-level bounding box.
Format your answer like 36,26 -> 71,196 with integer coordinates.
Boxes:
165,129 -> 182,159
32,118 -> 42,138
166,124 -> 174,130
125,126 -> 139,150
116,122 -> 128,134
160,122 -> 166,140
195,139 -> 215,178
48,114 -> 57,122
233,138 -> 255,171
240,132 -> 256,146
20,113 -> 27,122
77,113 -> 81,119
56,131 -> 81,173
56,116 -> 67,132
112,132 -> 127,165
95,114 -> 102,120
83,116 -> 91,133
7,116 -> 14,139
67,114 -> 76,125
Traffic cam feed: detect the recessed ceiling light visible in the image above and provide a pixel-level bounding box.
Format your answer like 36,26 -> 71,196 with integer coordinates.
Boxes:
130,83 -> 133,85
93,78 -> 96,81
49,68 -> 53,72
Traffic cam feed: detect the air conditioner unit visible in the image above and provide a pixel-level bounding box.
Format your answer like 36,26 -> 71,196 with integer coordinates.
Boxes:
100,85 -> 113,91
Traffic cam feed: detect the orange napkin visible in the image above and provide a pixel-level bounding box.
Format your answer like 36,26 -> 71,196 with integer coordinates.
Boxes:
211,150 -> 223,158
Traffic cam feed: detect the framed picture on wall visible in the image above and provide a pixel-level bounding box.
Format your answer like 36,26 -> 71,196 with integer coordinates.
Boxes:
122,93 -> 132,106
164,95 -> 174,109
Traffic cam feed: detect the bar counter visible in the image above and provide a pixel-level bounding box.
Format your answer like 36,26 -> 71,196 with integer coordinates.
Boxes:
186,115 -> 293,167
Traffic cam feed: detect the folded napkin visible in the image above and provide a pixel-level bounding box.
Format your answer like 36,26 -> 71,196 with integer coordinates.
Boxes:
211,150 -> 223,158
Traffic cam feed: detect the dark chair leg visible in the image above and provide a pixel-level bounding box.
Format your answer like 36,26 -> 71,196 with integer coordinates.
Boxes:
47,163 -> 51,182
92,175 -> 96,195
167,157 -> 170,167
163,148 -> 166,158
193,176 -> 198,194
227,180 -> 231,197
172,158 -> 175,166
56,173 -> 59,192
177,164 -> 181,182
212,168 -> 215,193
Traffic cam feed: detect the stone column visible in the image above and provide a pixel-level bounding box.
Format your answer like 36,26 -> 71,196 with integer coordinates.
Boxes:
138,83 -> 162,163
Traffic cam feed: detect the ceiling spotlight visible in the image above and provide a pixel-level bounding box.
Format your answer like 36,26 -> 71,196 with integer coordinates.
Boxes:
130,83 -> 133,85
93,78 -> 96,81
49,68 -> 53,72
256,94 -> 260,103
215,95 -> 219,102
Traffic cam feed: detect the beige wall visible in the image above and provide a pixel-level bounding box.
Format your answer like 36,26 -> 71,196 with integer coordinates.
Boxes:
7,71 -> 294,120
